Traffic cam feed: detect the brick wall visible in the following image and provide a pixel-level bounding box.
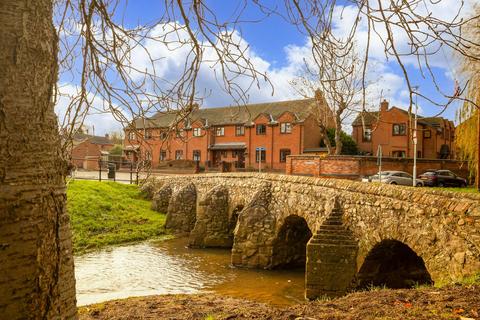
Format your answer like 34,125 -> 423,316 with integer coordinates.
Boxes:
287,155 -> 322,176
71,139 -> 114,170
126,114 -> 322,171
286,155 -> 470,180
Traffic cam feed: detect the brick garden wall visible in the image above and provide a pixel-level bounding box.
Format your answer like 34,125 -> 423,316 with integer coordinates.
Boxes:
286,155 -> 470,180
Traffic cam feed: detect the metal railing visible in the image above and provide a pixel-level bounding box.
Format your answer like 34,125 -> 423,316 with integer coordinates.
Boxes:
69,157 -> 145,184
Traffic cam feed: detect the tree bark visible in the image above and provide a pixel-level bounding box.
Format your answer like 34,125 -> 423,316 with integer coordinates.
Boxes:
334,113 -> 343,155
476,109 -> 480,191
319,125 -> 332,155
0,1 -> 77,319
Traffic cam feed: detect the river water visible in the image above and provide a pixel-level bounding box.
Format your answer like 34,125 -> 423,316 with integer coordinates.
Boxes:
75,238 -> 306,306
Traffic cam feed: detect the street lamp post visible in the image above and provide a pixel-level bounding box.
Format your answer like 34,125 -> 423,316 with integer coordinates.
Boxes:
412,86 -> 419,187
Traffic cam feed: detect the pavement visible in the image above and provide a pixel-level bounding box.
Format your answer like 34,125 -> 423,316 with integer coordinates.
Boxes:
70,169 -> 196,184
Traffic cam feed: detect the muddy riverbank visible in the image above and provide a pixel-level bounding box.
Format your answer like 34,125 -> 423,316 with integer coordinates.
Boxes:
79,284 -> 480,320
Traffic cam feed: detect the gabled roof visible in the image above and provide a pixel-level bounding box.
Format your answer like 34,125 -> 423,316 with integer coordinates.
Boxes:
352,111 -> 380,126
132,98 -> 321,129
352,107 -> 454,128
73,133 -> 113,145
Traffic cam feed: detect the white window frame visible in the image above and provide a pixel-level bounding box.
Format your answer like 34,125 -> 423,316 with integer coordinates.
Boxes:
175,150 -> 183,160
280,122 -> 292,134
193,128 -> 202,137
159,150 -> 167,161
235,125 -> 245,136
255,150 -> 266,163
193,150 -> 201,161
216,127 -> 225,136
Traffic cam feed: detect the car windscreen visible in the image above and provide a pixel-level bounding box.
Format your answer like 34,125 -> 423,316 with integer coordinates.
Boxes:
371,172 -> 392,178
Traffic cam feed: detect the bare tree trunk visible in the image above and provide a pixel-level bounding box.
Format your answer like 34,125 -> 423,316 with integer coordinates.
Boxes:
334,113 -> 343,155
0,1 -> 77,319
319,126 -> 333,154
476,109 -> 480,191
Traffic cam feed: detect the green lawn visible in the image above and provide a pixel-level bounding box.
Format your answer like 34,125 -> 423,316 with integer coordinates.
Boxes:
67,180 -> 168,254
431,187 -> 479,194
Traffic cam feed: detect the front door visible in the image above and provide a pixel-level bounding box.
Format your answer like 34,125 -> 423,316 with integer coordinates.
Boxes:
237,150 -> 245,168
213,151 -> 222,166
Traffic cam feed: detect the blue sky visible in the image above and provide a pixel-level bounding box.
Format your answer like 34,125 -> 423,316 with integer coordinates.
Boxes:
57,0 -> 470,135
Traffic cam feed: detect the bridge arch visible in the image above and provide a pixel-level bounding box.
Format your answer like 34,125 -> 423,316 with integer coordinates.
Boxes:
271,215 -> 312,269
148,173 -> 480,298
356,239 -> 433,289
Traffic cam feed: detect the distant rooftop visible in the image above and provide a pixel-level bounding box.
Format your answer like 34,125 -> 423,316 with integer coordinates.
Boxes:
131,97 -> 329,129
352,106 -> 454,128
73,133 -> 114,145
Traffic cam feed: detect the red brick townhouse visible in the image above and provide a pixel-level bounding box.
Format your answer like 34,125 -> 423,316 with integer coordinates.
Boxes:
124,97 -> 332,171
71,133 -> 114,170
352,100 -> 456,159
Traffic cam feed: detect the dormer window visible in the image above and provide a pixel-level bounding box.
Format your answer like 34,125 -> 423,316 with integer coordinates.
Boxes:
280,122 -> 292,134
193,127 -> 202,137
256,124 -> 266,135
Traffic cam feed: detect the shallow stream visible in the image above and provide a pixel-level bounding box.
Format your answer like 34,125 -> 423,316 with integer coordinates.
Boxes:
75,238 -> 305,306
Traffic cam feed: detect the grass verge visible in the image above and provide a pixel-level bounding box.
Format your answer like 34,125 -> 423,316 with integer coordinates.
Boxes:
430,186 -> 478,193
67,180 -> 168,254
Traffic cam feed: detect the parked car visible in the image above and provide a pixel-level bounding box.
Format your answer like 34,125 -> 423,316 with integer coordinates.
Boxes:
418,169 -> 468,187
362,171 -> 424,187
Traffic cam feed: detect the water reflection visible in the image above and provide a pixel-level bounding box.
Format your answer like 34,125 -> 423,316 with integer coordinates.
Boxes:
75,238 -> 305,306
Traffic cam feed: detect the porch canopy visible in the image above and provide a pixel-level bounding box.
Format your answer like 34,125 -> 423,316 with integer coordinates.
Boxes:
123,145 -> 140,151
209,143 -> 246,150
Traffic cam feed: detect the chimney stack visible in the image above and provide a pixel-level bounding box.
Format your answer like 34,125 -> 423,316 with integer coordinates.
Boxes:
105,133 -> 109,139
380,99 -> 389,112
314,89 -> 325,102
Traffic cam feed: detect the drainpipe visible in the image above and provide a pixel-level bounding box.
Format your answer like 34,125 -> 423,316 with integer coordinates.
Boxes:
412,98 -> 418,186
271,124 -> 274,169
248,124 -> 252,168
205,119 -> 210,166
299,124 -> 303,154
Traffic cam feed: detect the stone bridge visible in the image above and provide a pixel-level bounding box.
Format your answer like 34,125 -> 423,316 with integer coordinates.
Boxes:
145,173 -> 480,299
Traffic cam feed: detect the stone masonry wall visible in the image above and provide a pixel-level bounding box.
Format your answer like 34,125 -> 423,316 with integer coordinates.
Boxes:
150,173 -> 480,284
165,183 -> 197,234
151,184 -> 172,213
189,185 -> 232,248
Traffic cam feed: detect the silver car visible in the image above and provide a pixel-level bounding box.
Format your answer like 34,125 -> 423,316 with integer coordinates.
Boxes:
362,171 -> 424,187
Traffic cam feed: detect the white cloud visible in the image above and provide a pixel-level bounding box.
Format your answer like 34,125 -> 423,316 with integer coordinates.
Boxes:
57,0 -> 476,133
55,84 -> 125,136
